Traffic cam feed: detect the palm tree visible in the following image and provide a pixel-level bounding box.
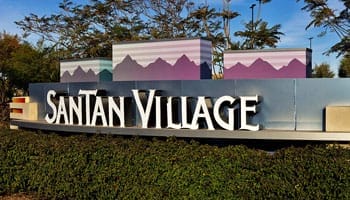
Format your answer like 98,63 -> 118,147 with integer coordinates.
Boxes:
189,5 -> 217,38
234,19 -> 284,49
188,5 -> 224,77
297,0 -> 349,56
220,9 -> 239,49
221,0 -> 240,49
256,0 -> 271,21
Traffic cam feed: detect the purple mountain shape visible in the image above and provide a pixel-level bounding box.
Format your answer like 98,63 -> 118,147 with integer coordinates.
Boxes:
278,59 -> 306,78
86,69 -> 96,76
224,58 -> 306,79
113,54 -> 203,81
173,54 -> 200,80
60,66 -> 98,82
60,71 -> 72,82
114,55 -> 149,81
144,57 -> 173,80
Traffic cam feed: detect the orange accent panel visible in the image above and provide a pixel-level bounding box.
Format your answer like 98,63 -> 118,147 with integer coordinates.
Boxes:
11,108 -> 23,114
13,98 -> 26,103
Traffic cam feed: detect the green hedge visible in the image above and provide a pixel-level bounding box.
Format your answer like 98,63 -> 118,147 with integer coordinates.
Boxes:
0,129 -> 350,199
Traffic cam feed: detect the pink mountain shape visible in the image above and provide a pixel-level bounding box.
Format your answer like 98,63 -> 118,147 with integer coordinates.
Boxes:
86,69 -> 96,76
147,57 -> 173,68
114,54 -> 202,81
224,58 -> 307,79
84,69 -> 98,82
278,59 -> 306,78
173,54 -> 200,80
123,54 -> 142,67
61,71 -> 72,82
72,66 -> 86,78
224,58 -> 278,79
174,54 -> 196,66
114,55 -> 146,81
144,57 -> 174,80
61,66 -> 98,82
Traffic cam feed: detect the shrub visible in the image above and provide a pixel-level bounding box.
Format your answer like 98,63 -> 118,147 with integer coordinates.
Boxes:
0,129 -> 349,199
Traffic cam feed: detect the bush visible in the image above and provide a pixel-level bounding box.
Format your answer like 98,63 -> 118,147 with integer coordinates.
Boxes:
0,129 -> 350,199
0,103 -> 9,123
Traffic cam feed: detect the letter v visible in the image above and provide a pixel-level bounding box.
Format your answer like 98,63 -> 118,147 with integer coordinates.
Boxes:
132,89 -> 156,128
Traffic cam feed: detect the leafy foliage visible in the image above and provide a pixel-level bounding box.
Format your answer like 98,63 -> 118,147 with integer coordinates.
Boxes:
298,0 -> 349,56
234,19 -> 284,49
0,33 -> 59,98
0,33 -> 21,102
338,55 -> 350,77
16,0 -> 146,58
1,129 -> 350,199
312,62 -> 335,78
10,0 -> 350,80
15,0 -> 234,73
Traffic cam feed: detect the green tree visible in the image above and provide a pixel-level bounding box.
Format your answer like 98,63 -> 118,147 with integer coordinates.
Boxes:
140,0 -> 194,39
188,5 -> 233,76
338,55 -> 350,77
0,33 -> 21,103
16,0 -> 146,58
312,62 -> 334,78
220,3 -> 240,49
9,41 -> 59,91
0,33 -> 59,99
188,5 -> 221,39
234,19 -> 284,49
298,0 -> 349,56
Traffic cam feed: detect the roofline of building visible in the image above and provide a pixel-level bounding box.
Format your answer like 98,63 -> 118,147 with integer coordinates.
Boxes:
113,37 -> 211,45
60,57 -> 112,63
224,48 -> 312,53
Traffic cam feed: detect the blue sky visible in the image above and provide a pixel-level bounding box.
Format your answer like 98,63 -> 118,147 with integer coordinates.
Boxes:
0,0 -> 344,74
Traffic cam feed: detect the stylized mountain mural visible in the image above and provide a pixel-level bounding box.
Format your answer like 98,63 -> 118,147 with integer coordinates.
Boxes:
99,69 -> 113,81
61,71 -> 73,82
145,57 -> 174,79
113,55 -> 148,81
173,55 -> 199,80
113,54 -> 211,81
61,66 -> 99,82
224,58 -> 306,79
278,59 -> 307,78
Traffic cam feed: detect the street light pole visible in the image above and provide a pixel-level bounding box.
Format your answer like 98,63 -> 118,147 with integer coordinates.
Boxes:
308,37 -> 313,49
250,4 -> 256,49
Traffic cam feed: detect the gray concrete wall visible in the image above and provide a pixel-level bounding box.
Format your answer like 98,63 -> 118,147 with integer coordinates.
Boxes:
29,79 -> 350,131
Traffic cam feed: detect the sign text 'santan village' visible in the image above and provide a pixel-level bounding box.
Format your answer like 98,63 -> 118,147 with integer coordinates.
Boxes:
45,89 -> 261,131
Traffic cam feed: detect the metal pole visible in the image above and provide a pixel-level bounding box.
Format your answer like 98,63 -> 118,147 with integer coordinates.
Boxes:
308,37 -> 313,49
250,4 -> 256,49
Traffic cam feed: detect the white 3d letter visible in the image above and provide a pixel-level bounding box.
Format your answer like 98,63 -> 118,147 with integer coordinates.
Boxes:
78,89 -> 97,126
181,96 -> 192,129
45,90 -> 57,124
213,96 -> 236,131
191,97 -> 214,130
167,97 -> 181,129
108,97 -> 125,128
56,96 -> 69,124
132,89 -> 156,128
69,96 -> 82,125
240,95 -> 260,131
91,96 -> 107,126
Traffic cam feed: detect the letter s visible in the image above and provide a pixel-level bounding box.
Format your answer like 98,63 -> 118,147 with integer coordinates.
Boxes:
45,90 -> 57,124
